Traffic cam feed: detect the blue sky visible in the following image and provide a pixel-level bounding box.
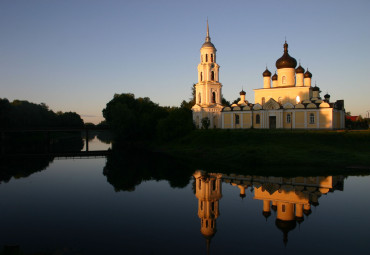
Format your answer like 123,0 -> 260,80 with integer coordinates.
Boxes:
1,0 -> 370,123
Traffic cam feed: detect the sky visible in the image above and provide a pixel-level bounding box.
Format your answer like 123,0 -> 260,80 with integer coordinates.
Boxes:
1,0 -> 370,124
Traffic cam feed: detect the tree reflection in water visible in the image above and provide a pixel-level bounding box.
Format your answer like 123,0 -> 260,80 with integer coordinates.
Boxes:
103,144 -> 194,192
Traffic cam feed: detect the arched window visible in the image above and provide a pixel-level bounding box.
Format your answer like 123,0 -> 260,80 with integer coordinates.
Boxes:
211,71 -> 214,81
205,54 -> 208,62
210,54 -> 213,62
212,92 -> 216,103
235,114 -> 240,125
309,113 -> 315,124
296,96 -> 300,104
200,72 -> 203,81
198,93 -> 201,104
287,113 -> 291,123
282,76 -> 287,84
256,114 -> 261,124
262,97 -> 265,105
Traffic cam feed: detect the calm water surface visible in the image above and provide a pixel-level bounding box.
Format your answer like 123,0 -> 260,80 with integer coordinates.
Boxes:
0,153 -> 370,254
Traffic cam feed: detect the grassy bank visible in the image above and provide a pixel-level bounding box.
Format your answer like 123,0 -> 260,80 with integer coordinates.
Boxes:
153,129 -> 370,176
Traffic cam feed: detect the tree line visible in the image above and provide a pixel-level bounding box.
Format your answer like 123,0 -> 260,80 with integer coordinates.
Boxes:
103,93 -> 194,141
0,98 -> 84,129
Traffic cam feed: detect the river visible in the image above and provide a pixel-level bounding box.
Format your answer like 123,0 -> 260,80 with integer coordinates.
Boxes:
0,137 -> 369,254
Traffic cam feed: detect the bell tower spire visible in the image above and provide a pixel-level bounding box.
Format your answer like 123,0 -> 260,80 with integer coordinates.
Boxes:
206,18 -> 211,42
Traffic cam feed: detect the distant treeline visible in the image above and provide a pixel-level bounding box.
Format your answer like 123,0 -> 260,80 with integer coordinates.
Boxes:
0,98 -> 84,128
103,93 -> 194,141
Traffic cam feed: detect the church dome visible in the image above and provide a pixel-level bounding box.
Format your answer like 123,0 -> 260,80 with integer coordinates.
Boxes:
263,68 -> 271,77
304,69 -> 312,78
202,41 -> 215,48
296,65 -> 305,73
324,93 -> 330,99
276,42 -> 297,69
240,90 -> 246,95
312,86 -> 320,91
272,72 -> 278,80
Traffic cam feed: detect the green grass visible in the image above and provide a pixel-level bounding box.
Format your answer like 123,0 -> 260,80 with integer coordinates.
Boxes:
153,129 -> 370,176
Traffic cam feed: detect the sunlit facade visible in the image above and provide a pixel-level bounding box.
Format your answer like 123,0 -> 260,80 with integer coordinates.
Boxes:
192,23 -> 345,129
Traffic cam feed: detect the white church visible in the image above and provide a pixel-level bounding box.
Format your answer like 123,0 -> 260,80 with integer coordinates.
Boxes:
191,22 -> 345,129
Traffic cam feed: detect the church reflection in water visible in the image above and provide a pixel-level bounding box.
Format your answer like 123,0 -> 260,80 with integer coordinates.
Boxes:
193,171 -> 344,249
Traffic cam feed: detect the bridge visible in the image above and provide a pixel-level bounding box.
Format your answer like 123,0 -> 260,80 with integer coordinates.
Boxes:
0,126 -> 111,157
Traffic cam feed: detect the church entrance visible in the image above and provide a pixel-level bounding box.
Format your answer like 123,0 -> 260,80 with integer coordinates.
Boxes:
269,116 -> 276,129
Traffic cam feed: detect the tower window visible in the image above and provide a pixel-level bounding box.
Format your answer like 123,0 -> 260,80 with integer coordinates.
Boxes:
212,92 -> 216,103
256,114 -> 261,124
309,113 -> 315,124
206,220 -> 208,228
282,76 -> 287,84
211,54 -> 213,62
198,93 -> 201,104
282,204 -> 286,212
211,202 -> 215,211
262,97 -> 265,105
205,54 -> 208,62
199,179 -> 201,190
212,180 -> 216,190
287,113 -> 291,124
200,72 -> 203,81
235,114 -> 240,125
211,71 -> 214,81
201,201 -> 203,210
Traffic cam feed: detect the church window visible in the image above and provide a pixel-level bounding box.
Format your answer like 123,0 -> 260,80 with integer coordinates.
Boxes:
262,97 -> 265,105
282,76 -> 287,84
199,179 -> 201,190
282,204 -> 286,212
235,114 -> 240,125
211,202 -> 215,211
296,96 -> 300,104
212,180 -> 216,190
309,113 -> 315,124
256,114 -> 261,124
206,220 -> 208,228
198,93 -> 201,104
200,72 -> 203,81
212,92 -> 216,103
287,113 -> 291,124
211,54 -> 213,62
205,54 -> 208,62
211,71 -> 215,81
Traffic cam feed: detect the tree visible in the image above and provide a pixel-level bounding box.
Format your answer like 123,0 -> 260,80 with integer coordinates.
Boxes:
157,107 -> 194,141
221,97 -> 230,106
102,93 -> 168,141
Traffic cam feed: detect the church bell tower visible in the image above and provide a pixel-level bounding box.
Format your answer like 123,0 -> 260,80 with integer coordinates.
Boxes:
192,21 -> 223,128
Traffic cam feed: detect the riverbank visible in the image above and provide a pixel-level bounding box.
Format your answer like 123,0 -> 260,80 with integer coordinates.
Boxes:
153,129 -> 370,176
